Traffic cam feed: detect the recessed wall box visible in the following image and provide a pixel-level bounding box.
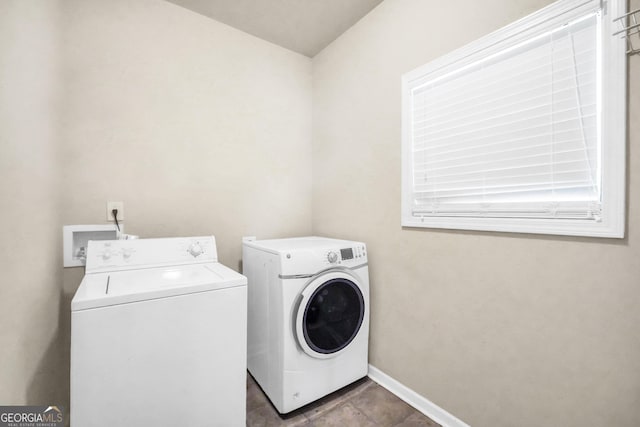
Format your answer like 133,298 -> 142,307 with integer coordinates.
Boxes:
63,224 -> 122,267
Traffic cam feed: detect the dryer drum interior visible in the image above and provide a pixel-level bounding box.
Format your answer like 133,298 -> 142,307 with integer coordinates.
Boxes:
301,278 -> 365,354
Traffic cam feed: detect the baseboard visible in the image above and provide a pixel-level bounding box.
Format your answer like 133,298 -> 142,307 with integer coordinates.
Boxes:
367,365 -> 470,427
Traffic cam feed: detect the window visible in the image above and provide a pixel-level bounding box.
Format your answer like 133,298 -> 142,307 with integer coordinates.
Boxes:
401,0 -> 626,237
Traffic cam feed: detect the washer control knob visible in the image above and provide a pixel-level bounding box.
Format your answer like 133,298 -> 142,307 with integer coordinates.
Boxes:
122,248 -> 132,259
102,250 -> 112,261
188,242 -> 203,257
327,251 -> 338,263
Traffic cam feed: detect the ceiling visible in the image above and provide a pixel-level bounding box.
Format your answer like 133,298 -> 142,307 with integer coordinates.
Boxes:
164,0 -> 384,57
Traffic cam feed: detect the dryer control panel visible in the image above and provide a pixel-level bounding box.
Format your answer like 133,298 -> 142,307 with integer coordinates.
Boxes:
324,244 -> 367,267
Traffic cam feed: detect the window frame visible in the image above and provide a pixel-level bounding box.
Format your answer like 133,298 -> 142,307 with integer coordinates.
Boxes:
401,0 -> 627,238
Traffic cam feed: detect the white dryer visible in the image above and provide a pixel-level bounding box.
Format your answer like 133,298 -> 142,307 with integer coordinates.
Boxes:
243,236 -> 369,414
71,236 -> 247,427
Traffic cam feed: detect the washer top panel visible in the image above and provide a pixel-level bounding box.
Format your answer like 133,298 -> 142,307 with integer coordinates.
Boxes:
244,236 -> 364,254
244,236 -> 367,276
75,235 -> 246,311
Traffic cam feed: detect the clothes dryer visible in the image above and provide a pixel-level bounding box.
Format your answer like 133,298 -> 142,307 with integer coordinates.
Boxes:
243,237 -> 369,413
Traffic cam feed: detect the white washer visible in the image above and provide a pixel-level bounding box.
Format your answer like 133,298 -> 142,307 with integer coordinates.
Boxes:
71,236 -> 247,427
243,236 -> 369,414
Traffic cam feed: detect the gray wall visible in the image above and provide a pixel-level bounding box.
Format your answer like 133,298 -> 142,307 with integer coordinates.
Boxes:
61,0 -> 313,266
0,0 -> 64,406
1,0 -> 313,418
312,0 -> 640,426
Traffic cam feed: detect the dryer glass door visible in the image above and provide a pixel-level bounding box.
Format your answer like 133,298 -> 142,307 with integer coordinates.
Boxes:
302,278 -> 364,355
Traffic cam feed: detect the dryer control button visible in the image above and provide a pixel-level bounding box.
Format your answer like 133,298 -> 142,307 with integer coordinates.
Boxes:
327,251 -> 338,263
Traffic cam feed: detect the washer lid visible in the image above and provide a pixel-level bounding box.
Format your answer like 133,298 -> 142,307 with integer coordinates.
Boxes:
72,262 -> 246,311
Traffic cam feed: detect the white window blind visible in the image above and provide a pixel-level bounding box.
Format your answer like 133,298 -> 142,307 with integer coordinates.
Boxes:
410,14 -> 600,219
402,0 -> 626,237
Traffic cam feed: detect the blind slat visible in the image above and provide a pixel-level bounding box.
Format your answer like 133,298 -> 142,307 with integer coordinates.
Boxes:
415,147 -> 596,173
413,102 -> 597,141
412,79 -> 596,131
417,137 -> 593,164
412,51 -> 596,115
413,113 -> 597,149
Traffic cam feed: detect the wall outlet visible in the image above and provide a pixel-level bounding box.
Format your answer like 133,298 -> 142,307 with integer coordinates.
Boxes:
107,201 -> 124,221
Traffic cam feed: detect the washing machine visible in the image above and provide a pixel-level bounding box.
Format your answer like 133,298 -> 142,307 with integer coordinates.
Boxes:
243,236 -> 369,414
71,236 -> 247,427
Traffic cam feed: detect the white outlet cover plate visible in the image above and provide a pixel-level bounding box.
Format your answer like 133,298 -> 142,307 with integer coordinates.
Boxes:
107,201 -> 124,221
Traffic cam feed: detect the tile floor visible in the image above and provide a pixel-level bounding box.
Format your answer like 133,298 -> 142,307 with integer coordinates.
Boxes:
246,373 -> 441,427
